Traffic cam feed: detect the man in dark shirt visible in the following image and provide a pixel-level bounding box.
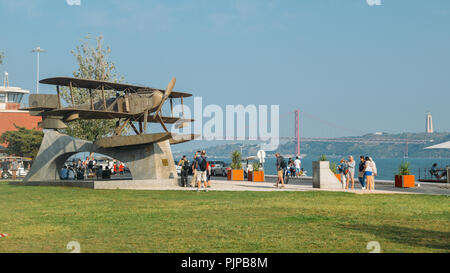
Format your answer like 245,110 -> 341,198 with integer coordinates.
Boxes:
1,160 -> 10,178
195,151 -> 208,192
358,156 -> 366,189
178,155 -> 189,187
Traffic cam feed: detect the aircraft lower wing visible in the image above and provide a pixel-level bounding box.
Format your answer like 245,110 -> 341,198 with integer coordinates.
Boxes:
29,108 -> 194,124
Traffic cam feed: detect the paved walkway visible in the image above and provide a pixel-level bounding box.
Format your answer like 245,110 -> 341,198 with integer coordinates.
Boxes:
178,180 -> 419,195
8,176 -> 450,195
157,178 -> 450,195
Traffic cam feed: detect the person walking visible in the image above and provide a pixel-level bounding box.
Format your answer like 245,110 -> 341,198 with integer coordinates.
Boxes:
347,156 -> 356,190
294,157 -> 301,178
364,157 -> 374,191
358,156 -> 366,190
178,155 -> 189,187
195,150 -> 209,192
275,153 -> 286,188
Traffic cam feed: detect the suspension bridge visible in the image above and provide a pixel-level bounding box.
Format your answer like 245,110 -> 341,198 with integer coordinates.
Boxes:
224,110 -> 432,158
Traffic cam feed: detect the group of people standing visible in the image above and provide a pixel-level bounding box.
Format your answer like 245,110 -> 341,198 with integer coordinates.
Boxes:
338,156 -> 377,190
178,150 -> 211,192
286,157 -> 304,178
60,157 -> 125,180
275,153 -> 377,191
274,154 -> 304,188
0,158 -> 20,180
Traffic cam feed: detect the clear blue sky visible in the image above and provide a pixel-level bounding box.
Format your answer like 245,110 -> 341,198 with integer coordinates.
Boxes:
1,0 -> 449,139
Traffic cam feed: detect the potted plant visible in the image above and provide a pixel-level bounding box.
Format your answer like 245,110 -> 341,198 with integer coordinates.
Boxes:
330,161 -> 341,181
395,161 -> 415,188
320,155 -> 340,180
227,150 -> 244,181
248,161 -> 265,182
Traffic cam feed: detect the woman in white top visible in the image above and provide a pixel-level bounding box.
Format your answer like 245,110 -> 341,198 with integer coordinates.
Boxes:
347,156 -> 356,190
365,157 -> 374,191
369,157 -> 377,190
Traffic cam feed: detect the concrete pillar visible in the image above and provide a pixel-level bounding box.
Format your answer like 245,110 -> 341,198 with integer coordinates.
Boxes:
312,161 -> 342,189
447,167 -> 450,184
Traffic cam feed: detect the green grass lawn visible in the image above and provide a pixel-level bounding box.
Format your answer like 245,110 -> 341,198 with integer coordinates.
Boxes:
0,181 -> 449,253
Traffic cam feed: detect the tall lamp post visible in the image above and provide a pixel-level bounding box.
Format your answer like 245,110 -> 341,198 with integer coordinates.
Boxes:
31,46 -> 46,94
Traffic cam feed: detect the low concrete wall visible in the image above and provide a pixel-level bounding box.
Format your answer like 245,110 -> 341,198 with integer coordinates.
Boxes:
10,181 -> 95,188
9,179 -> 179,190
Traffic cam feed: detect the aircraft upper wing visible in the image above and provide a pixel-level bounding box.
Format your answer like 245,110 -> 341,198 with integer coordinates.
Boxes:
38,108 -> 134,119
35,108 -> 194,124
39,77 -> 193,98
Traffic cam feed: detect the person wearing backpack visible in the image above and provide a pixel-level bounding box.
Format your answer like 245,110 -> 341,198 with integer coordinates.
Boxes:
178,155 -> 189,187
195,150 -> 209,192
275,153 -> 286,188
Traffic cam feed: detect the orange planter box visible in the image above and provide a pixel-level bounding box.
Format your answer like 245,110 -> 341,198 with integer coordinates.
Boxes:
227,169 -> 244,181
248,171 -> 265,182
395,175 -> 415,188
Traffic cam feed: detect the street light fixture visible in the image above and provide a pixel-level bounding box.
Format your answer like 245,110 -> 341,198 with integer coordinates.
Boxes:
31,46 -> 46,94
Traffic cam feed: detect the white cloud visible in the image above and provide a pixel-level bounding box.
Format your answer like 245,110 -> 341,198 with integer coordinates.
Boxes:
366,0 -> 382,6
66,0 -> 81,6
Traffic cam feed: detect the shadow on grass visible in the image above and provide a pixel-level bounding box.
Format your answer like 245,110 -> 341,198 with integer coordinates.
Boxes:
344,224 -> 450,251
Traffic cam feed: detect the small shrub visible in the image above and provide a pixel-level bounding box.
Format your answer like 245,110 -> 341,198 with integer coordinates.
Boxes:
231,150 -> 242,170
330,162 -> 337,174
397,161 -> 411,176
252,161 -> 261,172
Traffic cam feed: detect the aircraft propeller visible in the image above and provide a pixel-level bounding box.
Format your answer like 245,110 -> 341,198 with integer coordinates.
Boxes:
153,77 -> 176,132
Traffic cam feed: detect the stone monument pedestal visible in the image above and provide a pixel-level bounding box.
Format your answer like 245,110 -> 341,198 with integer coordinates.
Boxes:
312,161 -> 343,189
23,130 -> 178,186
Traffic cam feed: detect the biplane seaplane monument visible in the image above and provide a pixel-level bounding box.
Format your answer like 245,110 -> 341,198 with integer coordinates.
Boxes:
21,76 -> 197,188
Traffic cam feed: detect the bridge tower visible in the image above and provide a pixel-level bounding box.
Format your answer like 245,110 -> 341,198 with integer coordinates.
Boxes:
426,112 -> 433,133
295,110 -> 300,156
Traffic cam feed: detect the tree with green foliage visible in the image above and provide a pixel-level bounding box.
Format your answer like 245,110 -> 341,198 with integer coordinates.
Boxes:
0,51 -> 4,65
0,125 -> 43,158
60,35 -> 124,141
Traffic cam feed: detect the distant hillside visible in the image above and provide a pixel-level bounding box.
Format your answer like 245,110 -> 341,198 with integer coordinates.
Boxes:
175,132 -> 450,159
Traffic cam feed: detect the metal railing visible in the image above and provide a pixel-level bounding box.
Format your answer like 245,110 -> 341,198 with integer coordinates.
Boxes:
418,167 -> 449,183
